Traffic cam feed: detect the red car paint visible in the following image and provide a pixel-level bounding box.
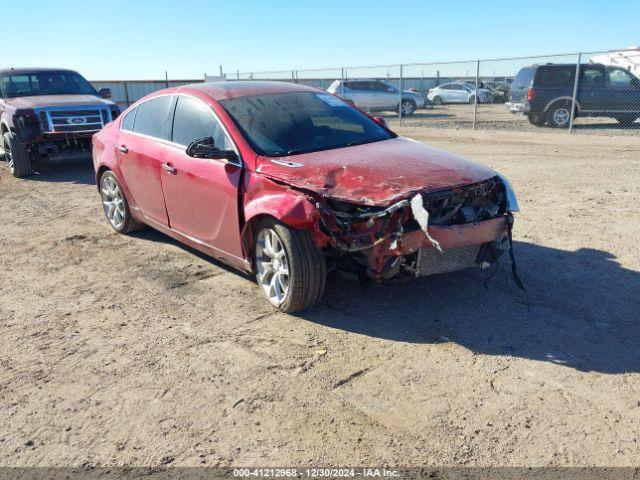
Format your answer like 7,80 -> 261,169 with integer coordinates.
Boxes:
93,81 -> 509,280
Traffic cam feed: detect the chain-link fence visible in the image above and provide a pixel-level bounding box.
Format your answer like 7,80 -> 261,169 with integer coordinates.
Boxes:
93,47 -> 640,133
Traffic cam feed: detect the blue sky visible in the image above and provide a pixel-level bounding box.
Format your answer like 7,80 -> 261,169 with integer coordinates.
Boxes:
4,0 -> 638,80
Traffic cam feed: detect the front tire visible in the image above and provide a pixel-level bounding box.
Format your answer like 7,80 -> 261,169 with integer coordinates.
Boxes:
3,131 -> 32,178
614,115 -> 638,126
432,96 -> 443,106
400,100 -> 416,116
468,95 -> 476,104
99,171 -> 145,234
255,219 -> 326,313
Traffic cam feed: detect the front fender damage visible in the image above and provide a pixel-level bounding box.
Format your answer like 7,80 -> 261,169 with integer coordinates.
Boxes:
247,172 -> 521,285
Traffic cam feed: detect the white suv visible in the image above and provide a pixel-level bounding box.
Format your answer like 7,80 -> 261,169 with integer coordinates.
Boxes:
327,79 -> 426,115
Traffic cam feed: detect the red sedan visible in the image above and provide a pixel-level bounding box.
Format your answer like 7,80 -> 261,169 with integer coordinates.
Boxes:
92,81 -> 520,312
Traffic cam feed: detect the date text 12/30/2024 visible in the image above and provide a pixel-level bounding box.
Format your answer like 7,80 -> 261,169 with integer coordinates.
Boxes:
233,468 -> 400,478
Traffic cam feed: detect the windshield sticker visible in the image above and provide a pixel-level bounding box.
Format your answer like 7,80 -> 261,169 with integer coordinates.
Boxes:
315,93 -> 348,107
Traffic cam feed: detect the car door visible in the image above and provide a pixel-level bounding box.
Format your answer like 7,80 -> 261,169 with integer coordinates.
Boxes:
576,65 -> 606,113
606,67 -> 640,113
160,94 -> 244,258
348,81 -> 375,111
370,80 -> 396,110
452,84 -> 469,103
116,95 -> 173,226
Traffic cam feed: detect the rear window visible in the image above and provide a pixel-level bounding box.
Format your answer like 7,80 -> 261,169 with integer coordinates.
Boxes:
535,66 -> 575,87
121,108 -> 136,131
132,96 -> 172,140
512,67 -> 535,88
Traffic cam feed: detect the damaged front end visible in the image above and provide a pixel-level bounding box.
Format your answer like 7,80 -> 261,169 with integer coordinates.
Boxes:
313,175 -> 520,284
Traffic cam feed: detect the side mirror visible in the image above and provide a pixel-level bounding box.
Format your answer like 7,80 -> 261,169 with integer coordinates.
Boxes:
186,136 -> 238,162
99,88 -> 112,99
373,116 -> 388,128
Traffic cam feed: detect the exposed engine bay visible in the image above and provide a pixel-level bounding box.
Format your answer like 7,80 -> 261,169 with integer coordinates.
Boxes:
312,176 -> 520,285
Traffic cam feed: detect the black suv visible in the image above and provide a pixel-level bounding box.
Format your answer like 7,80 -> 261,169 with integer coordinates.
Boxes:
507,64 -> 640,128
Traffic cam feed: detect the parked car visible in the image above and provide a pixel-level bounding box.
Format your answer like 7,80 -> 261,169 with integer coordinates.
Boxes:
93,81 -> 519,312
0,68 -> 119,177
507,63 -> 640,127
427,82 -> 493,105
327,79 -> 426,115
482,81 -> 510,103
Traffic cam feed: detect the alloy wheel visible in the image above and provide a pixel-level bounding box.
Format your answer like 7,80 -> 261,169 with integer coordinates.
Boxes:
256,228 -> 290,306
100,175 -> 126,230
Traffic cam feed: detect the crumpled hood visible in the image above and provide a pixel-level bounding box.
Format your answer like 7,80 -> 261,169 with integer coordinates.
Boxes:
255,137 -> 496,206
4,94 -> 115,110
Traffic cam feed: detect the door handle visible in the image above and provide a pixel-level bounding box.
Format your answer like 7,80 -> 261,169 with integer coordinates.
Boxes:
118,145 -> 128,154
162,162 -> 177,174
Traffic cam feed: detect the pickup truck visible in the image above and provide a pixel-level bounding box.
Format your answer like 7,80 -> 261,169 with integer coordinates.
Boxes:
1,68 -> 119,177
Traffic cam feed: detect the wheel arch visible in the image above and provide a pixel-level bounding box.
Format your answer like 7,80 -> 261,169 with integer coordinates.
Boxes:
543,97 -> 581,114
240,185 -> 322,266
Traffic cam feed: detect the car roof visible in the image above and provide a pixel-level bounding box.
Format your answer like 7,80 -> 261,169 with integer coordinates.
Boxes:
0,67 -> 79,76
177,81 -> 319,101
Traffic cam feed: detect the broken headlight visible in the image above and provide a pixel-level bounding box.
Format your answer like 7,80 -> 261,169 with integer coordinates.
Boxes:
496,173 -> 519,212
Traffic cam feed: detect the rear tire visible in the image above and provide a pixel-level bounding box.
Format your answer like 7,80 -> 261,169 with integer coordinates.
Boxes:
432,96 -> 443,106
468,95 -> 476,104
3,131 -> 32,178
527,113 -> 545,126
254,219 -> 326,313
99,171 -> 145,234
547,103 -> 573,128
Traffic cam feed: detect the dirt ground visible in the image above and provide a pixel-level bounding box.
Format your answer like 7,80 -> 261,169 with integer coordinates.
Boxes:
0,125 -> 639,468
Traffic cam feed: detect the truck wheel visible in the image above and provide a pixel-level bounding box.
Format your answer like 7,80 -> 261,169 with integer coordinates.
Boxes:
254,219 -> 326,313
3,132 -> 33,178
99,171 -> 145,234
527,113 -> 545,126
399,100 -> 416,116
547,103 -> 572,128
614,115 -> 638,126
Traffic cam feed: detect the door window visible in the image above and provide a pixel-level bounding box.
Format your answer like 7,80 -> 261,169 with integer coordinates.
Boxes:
580,67 -> 605,88
171,96 -> 232,150
608,69 -> 636,89
132,96 -> 172,139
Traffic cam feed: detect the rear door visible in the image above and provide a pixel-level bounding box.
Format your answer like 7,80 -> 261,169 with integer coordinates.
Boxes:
116,95 -> 173,226
160,94 -> 244,258
578,65 -> 606,112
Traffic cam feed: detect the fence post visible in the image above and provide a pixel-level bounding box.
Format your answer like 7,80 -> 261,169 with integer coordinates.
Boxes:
473,59 -> 480,130
398,64 -> 403,126
236,70 -> 240,80
340,68 -> 345,98
124,81 -> 130,107
569,52 -> 582,133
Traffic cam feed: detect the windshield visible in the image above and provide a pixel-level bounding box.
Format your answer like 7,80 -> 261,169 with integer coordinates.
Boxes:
0,71 -> 98,98
219,92 -> 394,156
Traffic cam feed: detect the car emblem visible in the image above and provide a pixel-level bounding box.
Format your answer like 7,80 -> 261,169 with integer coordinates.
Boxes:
67,117 -> 87,125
